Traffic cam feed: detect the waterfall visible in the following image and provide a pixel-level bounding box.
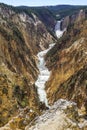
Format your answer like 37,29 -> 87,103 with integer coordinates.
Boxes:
55,21 -> 64,38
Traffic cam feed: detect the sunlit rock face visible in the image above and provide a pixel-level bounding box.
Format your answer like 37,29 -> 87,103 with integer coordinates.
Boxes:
0,3 -> 54,128
45,17 -> 87,115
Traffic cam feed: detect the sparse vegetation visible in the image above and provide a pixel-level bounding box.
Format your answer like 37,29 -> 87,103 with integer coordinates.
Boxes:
0,26 -> 12,41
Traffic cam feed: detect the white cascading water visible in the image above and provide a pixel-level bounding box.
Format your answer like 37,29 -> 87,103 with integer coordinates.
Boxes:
55,21 -> 64,38
35,21 -> 64,107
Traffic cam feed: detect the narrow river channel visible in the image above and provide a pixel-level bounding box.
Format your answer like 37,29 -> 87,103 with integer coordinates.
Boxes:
35,21 -> 64,106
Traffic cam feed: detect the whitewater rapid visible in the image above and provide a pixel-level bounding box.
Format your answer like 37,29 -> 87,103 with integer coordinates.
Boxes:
35,21 -> 64,107
35,44 -> 55,107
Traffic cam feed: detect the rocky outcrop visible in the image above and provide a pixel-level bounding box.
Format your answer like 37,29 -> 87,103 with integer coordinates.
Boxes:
25,99 -> 87,130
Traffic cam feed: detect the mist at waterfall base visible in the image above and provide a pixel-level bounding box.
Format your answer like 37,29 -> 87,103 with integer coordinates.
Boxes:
35,21 -> 64,107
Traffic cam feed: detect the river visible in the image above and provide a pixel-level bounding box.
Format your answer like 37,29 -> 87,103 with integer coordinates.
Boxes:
35,21 -> 64,107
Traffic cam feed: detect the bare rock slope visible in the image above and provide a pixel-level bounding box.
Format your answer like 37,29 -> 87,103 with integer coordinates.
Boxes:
26,99 -> 87,130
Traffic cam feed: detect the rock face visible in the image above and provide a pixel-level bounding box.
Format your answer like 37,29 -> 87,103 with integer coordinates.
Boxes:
0,3 -> 54,128
45,18 -> 87,114
61,10 -> 86,30
54,66 -> 87,113
25,99 -> 87,130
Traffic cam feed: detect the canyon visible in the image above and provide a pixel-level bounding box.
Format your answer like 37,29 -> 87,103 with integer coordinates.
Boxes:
0,3 -> 87,130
